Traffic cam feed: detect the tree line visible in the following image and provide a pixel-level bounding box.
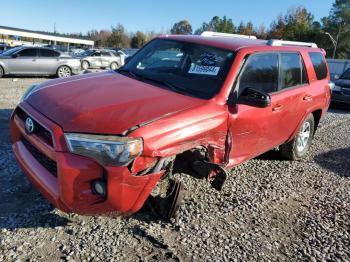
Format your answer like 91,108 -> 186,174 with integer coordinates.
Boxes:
73,0 -> 349,59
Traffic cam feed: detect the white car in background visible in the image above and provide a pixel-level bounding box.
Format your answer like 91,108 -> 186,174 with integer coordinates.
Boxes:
80,49 -> 124,70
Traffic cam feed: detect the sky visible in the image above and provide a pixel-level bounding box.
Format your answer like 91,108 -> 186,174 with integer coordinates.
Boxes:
0,0 -> 334,34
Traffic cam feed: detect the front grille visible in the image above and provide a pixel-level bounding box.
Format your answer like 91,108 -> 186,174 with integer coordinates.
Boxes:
22,138 -> 58,177
16,107 -> 53,147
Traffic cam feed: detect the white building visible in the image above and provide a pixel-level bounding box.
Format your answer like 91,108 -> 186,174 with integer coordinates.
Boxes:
0,25 -> 94,50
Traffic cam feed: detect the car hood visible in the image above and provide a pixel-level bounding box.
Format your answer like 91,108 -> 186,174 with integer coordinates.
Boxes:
335,79 -> 350,88
27,71 -> 206,134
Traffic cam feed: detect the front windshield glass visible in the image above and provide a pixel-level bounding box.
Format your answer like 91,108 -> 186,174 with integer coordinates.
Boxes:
340,68 -> 350,80
1,46 -> 22,56
120,39 -> 235,99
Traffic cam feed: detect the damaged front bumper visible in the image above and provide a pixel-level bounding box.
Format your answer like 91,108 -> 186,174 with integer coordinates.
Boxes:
10,102 -> 164,215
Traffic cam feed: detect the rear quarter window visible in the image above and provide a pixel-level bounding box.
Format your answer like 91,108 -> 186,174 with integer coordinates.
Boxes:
309,52 -> 328,80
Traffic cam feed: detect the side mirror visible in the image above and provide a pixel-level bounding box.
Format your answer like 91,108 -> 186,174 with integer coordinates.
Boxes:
12,53 -> 18,58
334,74 -> 340,80
237,87 -> 271,108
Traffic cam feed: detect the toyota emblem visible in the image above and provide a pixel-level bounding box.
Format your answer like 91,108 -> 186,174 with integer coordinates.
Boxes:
25,117 -> 35,134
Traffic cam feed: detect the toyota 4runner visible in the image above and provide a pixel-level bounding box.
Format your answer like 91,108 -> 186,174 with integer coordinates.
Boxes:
11,32 -> 331,218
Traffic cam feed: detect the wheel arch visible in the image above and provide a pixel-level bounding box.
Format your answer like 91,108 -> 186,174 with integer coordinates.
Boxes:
0,62 -> 7,75
311,109 -> 322,134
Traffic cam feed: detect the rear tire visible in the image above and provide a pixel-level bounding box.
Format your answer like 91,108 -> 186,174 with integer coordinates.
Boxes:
57,66 -> 72,78
280,114 -> 315,160
0,66 -> 4,78
81,60 -> 90,70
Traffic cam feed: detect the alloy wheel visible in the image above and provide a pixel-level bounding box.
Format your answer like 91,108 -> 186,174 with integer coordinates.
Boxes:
296,121 -> 311,152
57,66 -> 71,78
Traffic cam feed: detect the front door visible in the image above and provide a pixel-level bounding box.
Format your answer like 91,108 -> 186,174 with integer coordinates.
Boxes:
7,48 -> 39,74
89,51 -> 102,68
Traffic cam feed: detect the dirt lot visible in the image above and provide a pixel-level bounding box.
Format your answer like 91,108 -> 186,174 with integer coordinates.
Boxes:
0,77 -> 349,261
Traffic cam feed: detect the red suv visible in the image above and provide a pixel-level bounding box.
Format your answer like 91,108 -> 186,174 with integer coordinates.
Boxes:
11,32 -> 331,218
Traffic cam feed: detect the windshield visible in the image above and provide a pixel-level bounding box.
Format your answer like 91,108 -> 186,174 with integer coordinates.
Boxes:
340,68 -> 350,80
120,39 -> 234,99
1,46 -> 22,56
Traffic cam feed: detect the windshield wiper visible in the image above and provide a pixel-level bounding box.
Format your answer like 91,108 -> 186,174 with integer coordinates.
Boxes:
117,68 -> 141,80
117,69 -> 193,96
137,75 -> 192,96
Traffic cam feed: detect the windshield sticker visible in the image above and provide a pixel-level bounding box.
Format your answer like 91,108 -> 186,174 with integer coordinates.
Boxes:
188,64 -> 220,76
199,53 -> 224,66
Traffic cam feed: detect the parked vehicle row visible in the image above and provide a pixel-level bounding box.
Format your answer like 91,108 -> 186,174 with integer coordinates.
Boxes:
0,46 -> 129,78
11,32 -> 331,219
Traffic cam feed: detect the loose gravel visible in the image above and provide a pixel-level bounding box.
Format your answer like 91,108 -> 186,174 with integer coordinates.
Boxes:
0,77 -> 349,261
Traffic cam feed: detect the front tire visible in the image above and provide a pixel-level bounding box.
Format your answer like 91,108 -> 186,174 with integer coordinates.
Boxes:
110,62 -> 119,70
57,66 -> 72,78
280,114 -> 315,160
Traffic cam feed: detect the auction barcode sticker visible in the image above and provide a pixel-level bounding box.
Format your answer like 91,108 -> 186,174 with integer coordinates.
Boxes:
188,64 -> 220,76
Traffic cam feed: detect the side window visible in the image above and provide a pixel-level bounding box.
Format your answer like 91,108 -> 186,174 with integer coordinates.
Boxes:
39,49 -> 60,57
17,48 -> 37,57
101,51 -> 111,57
239,53 -> 279,94
91,52 -> 101,57
309,52 -> 327,80
280,53 -> 308,89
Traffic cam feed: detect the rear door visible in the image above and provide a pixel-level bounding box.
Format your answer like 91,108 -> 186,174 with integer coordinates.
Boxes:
268,52 -> 309,143
37,48 -> 61,74
7,48 -> 39,74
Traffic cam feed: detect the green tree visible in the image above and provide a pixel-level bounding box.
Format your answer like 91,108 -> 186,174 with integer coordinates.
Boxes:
106,24 -> 130,48
195,16 -> 236,34
170,20 -> 193,35
130,31 -> 147,48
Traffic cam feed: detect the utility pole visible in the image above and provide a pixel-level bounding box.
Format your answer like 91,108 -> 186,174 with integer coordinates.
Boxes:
324,32 -> 338,59
54,23 -> 57,34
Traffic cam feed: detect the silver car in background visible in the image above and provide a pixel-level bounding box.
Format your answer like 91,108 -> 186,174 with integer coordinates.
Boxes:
80,49 -> 124,70
0,46 -> 81,78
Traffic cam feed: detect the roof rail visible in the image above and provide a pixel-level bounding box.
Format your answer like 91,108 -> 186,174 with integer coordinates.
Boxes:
201,31 -> 257,39
267,39 -> 318,48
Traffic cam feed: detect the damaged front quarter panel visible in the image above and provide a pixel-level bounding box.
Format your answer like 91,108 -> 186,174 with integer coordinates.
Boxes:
128,102 -> 230,166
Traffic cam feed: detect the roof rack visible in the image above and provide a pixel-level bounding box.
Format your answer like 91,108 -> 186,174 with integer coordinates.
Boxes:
201,31 -> 257,39
267,39 -> 318,48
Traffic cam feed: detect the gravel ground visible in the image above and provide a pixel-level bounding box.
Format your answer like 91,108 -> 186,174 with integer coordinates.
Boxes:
0,77 -> 349,261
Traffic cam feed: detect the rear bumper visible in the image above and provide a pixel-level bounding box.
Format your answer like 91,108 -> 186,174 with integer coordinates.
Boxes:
10,103 -> 163,215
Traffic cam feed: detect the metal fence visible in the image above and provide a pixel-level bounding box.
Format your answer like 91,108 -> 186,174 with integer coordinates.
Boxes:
327,59 -> 350,80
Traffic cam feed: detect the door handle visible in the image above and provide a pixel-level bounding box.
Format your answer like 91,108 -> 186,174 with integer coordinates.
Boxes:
303,95 -> 313,101
32,59 -> 36,61
272,105 -> 283,112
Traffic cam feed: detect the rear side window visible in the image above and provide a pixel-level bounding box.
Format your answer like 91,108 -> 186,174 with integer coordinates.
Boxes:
239,53 -> 279,94
280,53 -> 308,89
39,49 -> 60,57
309,52 -> 327,80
